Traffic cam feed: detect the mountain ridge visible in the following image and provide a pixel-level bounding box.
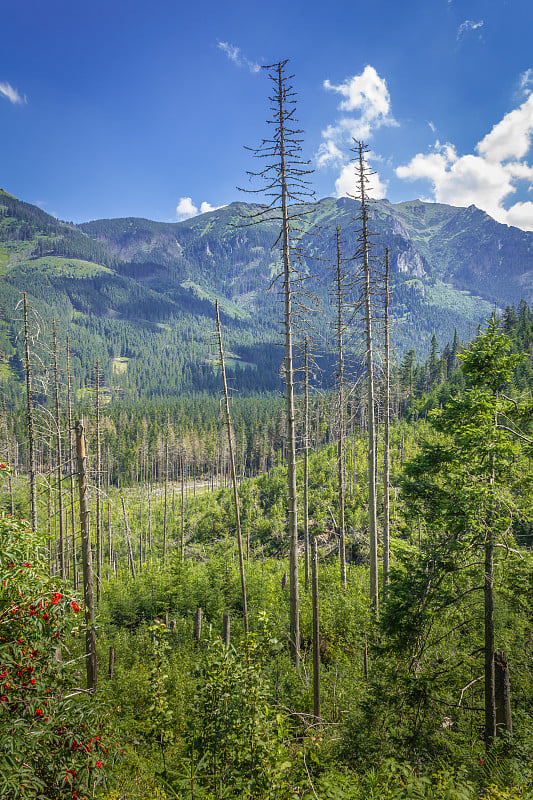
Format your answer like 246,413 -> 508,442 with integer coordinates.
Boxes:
0,188 -> 531,401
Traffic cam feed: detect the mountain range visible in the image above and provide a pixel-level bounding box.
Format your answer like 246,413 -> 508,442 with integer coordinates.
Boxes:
1,187 -> 532,401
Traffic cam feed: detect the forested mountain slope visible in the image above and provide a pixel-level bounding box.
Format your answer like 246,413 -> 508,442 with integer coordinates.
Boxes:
1,187 -> 532,401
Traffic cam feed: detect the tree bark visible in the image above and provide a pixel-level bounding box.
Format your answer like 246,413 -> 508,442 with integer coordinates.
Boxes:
494,650 -> 512,736
23,293 -> 38,532
75,420 -> 97,691
383,249 -> 391,590
275,62 -> 300,665
357,143 -> 379,616
216,300 -> 249,634
311,528 -> 321,724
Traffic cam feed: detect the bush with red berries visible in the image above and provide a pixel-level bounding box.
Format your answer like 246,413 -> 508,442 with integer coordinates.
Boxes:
0,510 -> 115,799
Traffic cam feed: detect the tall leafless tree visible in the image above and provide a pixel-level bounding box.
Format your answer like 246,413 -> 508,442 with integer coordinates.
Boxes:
242,60 -> 314,665
215,299 -> 249,635
382,248 -> 391,589
353,142 -> 379,614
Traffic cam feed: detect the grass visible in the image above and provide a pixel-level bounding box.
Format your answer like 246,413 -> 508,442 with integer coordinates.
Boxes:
12,256 -> 112,278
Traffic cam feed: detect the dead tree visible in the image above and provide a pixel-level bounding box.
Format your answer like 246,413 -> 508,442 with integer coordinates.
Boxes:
311,526 -> 321,724
303,337 -> 310,590
94,362 -> 102,601
242,60 -> 314,666
382,248 -> 391,589
23,293 -> 38,531
1,398 -> 15,515
52,322 -> 66,578
66,333 -> 78,588
215,300 -> 249,635
75,420 -> 97,691
353,142 -> 380,615
329,227 -> 351,591
121,496 -> 137,579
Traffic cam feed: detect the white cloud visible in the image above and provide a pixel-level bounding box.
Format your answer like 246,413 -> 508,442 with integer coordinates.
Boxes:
519,69 -> 533,97
457,19 -> 484,41
478,94 -> 533,162
200,201 -> 223,214
428,121 -> 436,134
176,198 -> 223,220
506,201 -> 533,229
218,41 -> 260,74
176,197 -> 198,220
395,94 -> 533,230
335,160 -> 389,200
0,81 -> 26,104
316,139 -> 345,168
317,66 -> 396,199
321,66 -> 396,147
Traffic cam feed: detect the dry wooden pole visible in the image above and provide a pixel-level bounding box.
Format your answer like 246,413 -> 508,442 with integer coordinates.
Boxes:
275,61 -> 300,666
23,293 -> 38,532
2,399 -> 15,515
120,496 -> 137,579
303,337 -> 310,591
222,611 -> 230,648
52,322 -> 66,578
356,142 -> 379,616
311,528 -> 321,724
180,455 -> 185,562
75,420 -> 97,691
66,333 -> 78,589
382,249 -> 391,589
95,362 -> 102,601
494,651 -> 512,735
163,440 -> 168,560
215,300 -> 249,634
334,229 -> 347,591
194,606 -> 202,642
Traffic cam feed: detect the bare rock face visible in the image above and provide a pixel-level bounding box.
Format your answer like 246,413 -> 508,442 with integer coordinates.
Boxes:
397,247 -> 426,277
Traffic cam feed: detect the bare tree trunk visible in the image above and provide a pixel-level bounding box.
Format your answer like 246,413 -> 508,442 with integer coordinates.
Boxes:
180,456 -> 185,562
148,484 -> 152,554
52,322 -> 66,578
66,333 -> 78,589
216,300 -> 249,634
356,143 -> 379,616
163,440 -> 168,560
2,399 -> 15,515
194,606 -> 202,642
108,646 -> 115,680
222,611 -> 231,648
334,228 -> 347,591
75,420 -> 97,691
23,293 -> 37,531
383,250 -> 391,589
485,458 -> 496,747
276,62 -> 300,666
485,524 -> 496,745
311,528 -> 321,724
303,337 -> 310,591
95,362 -> 102,601
121,496 -> 136,579
494,651 -> 512,736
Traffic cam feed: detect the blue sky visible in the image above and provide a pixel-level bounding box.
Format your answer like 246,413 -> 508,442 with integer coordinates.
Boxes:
1,0 -> 533,229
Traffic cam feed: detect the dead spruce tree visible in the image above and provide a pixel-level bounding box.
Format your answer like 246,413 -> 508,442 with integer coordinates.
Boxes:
352,142 -> 380,615
215,299 -> 249,635
382,248 -> 391,590
52,321 -> 66,578
242,60 -> 314,665
22,292 -> 38,531
326,227 -> 355,591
